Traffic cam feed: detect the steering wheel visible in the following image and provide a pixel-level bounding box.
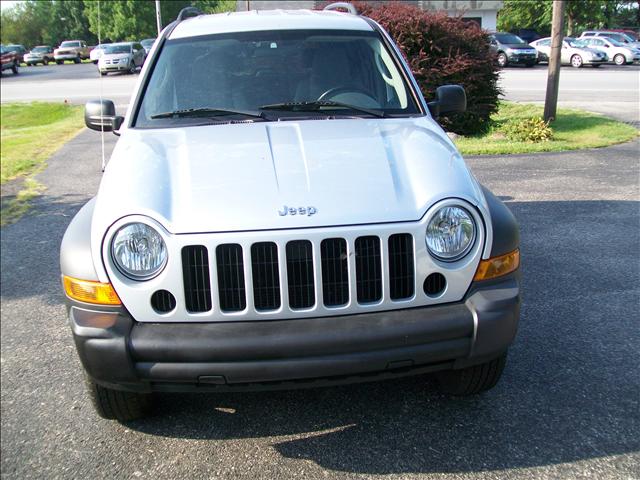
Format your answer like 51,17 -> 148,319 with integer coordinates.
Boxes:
317,86 -> 378,104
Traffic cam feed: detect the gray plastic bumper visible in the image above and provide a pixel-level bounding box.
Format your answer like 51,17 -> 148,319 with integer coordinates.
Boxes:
68,273 -> 520,392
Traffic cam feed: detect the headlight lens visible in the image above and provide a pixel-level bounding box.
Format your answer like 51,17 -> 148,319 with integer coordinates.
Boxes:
111,223 -> 167,280
426,206 -> 476,261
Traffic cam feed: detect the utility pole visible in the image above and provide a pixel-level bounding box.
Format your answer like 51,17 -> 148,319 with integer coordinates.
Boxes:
544,0 -> 566,122
155,0 -> 162,35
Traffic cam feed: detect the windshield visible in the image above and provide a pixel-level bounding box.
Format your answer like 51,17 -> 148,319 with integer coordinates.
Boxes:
60,41 -> 78,48
32,47 -> 49,52
566,38 -> 587,48
104,44 -> 131,54
607,38 -> 626,47
494,33 -> 526,44
141,39 -> 155,47
135,29 -> 419,127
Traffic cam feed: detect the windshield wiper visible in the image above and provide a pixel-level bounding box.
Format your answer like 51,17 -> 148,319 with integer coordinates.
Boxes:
151,107 -> 266,120
260,101 -> 386,118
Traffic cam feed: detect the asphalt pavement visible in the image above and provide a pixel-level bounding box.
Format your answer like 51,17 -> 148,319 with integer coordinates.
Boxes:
1,124 -> 638,478
1,62 -> 639,124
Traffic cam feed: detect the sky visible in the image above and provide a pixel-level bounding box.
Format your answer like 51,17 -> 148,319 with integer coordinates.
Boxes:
1,1 -> 22,11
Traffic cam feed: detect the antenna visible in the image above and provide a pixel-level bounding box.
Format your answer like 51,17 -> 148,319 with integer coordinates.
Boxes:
98,0 -> 106,172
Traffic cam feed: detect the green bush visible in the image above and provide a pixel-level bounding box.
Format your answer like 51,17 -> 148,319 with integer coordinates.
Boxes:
503,117 -> 554,142
351,1 -> 500,135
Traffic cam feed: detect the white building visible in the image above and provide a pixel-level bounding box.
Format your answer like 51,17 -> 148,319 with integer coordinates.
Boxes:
236,1 -> 503,31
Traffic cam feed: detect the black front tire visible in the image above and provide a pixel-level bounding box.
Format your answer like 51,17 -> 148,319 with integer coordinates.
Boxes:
437,352 -> 507,395
56,60 -> 63,65
74,56 -> 81,64
85,377 -> 153,421
11,62 -> 18,74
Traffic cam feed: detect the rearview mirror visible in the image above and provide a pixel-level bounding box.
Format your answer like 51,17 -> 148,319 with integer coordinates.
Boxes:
427,85 -> 467,117
85,99 -> 115,132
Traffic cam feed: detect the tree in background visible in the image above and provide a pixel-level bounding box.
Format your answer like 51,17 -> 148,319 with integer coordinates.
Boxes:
0,0 -> 235,47
498,0 -> 639,36
83,0 -> 236,42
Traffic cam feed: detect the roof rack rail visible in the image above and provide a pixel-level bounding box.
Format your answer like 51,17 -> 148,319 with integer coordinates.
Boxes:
176,6 -> 204,22
323,2 -> 358,15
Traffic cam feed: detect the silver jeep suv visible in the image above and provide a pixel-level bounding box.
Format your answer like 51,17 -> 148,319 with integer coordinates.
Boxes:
62,4 -> 520,421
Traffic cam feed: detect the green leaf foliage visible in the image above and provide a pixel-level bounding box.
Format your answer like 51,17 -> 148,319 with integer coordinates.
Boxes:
352,1 -> 500,135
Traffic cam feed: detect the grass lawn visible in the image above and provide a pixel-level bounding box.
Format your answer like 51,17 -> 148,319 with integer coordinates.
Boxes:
1,102 -> 83,225
455,102 -> 638,155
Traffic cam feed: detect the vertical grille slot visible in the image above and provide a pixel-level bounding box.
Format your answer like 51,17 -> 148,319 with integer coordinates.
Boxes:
320,238 -> 349,307
251,242 -> 281,311
388,234 -> 415,300
286,240 -> 315,309
355,236 -> 382,303
216,244 -> 246,312
181,245 -> 212,313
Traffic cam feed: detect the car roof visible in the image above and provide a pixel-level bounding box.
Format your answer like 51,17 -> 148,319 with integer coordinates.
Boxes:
169,9 -> 373,40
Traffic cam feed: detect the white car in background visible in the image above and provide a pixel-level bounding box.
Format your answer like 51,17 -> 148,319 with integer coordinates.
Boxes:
530,37 -> 608,68
97,42 -> 145,75
581,36 -> 640,65
90,44 -> 110,64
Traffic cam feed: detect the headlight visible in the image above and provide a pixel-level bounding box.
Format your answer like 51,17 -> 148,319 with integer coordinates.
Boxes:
111,223 -> 167,280
426,206 -> 476,261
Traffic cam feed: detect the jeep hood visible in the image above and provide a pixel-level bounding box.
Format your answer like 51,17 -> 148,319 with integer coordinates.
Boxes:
92,117 -> 485,235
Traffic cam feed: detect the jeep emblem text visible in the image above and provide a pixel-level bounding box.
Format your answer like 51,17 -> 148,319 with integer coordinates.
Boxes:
278,205 -> 317,217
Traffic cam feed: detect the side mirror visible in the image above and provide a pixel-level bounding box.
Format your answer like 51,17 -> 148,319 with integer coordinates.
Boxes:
85,99 -> 115,132
112,115 -> 125,136
427,85 -> 466,117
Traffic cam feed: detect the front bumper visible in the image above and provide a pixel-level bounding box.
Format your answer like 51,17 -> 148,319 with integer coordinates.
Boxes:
507,53 -> 537,64
99,64 -> 129,72
69,273 -> 520,393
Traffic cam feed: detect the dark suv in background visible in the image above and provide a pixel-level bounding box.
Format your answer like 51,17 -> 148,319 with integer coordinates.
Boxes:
490,32 -> 538,67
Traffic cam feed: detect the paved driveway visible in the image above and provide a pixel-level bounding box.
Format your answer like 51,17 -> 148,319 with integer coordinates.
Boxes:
1,129 -> 639,479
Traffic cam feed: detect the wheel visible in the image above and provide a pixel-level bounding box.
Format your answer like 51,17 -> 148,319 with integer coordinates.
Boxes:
614,54 -> 626,66
74,55 -> 80,64
570,54 -> 583,68
128,62 -> 136,74
43,59 -> 49,65
100,71 -> 107,76
93,60 -> 98,64
497,52 -> 508,68
56,60 -> 63,65
85,377 -> 153,421
11,62 -> 18,74
436,352 -> 507,395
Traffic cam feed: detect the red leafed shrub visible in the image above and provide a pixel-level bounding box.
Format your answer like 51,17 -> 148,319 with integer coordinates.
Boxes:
350,2 -> 501,135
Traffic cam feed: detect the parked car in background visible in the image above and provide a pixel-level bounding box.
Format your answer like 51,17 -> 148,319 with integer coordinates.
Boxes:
581,36 -> 640,65
54,40 -> 90,64
98,42 -> 145,75
90,44 -> 111,64
511,28 -> 542,44
0,45 -> 19,74
140,38 -> 156,55
530,37 -> 607,67
489,32 -> 537,67
24,45 -> 55,65
579,31 -> 640,48
5,44 -> 27,63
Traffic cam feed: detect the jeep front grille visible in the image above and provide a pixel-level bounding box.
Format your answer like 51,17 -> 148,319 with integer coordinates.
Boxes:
181,245 -> 212,312
180,234 -> 416,316
320,238 -> 349,307
216,244 -> 246,312
251,242 -> 281,311
388,233 -> 415,300
286,240 -> 315,309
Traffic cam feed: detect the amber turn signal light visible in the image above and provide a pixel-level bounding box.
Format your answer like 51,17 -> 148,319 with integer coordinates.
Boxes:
474,249 -> 520,281
62,276 -> 121,305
